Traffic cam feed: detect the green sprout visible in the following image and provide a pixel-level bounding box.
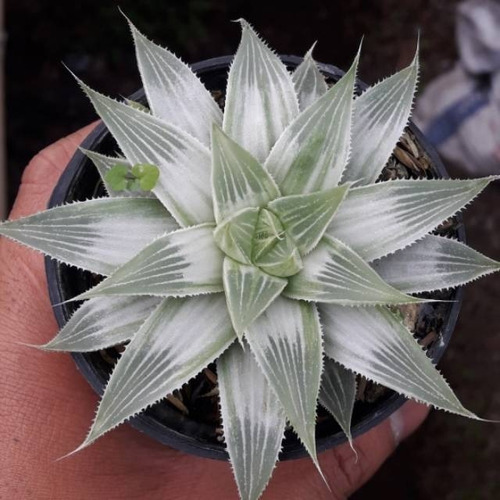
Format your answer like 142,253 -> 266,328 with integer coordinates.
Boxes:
105,163 -> 160,192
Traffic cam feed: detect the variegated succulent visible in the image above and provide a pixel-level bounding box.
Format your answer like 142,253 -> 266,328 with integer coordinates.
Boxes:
1,17 -> 499,500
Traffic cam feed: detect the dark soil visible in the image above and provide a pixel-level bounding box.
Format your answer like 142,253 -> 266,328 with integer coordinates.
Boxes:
6,1 -> 499,498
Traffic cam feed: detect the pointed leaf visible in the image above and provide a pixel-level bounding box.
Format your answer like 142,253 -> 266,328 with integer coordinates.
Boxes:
292,44 -> 328,111
76,78 -> 213,227
41,296 -> 160,352
252,208 -> 286,262
223,19 -> 299,163
246,297 -> 324,471
319,358 -> 356,448
211,125 -> 280,223
372,234 -> 500,293
81,149 -> 154,198
343,48 -> 419,185
218,342 -> 286,500
77,296 -> 237,449
78,224 -> 223,299
268,184 -> 349,254
213,208 -> 260,265
129,19 -> 222,146
264,49 -> 359,194
254,232 -> 303,278
328,177 -> 498,262
321,304 -> 477,418
0,198 -> 175,276
285,236 -> 423,305
223,257 -> 286,337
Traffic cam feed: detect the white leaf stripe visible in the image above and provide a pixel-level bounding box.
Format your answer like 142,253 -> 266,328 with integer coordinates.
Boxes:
285,236 -> 423,305
321,305 -> 477,418
41,296 -> 160,352
223,19 -> 299,163
268,184 -> 349,255
246,297 -> 324,474
75,296 -> 237,451
319,357 -> 356,447
223,257 -> 287,337
372,234 -> 500,293
129,20 -> 222,146
77,225 -> 224,299
292,44 -> 328,111
76,77 -> 214,227
343,48 -> 418,185
0,198 -> 174,276
264,48 -> 359,195
218,342 -> 285,500
211,126 -> 280,223
328,177 -> 498,262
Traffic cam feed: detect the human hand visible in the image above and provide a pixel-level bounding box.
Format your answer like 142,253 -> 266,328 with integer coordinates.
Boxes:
0,125 -> 430,499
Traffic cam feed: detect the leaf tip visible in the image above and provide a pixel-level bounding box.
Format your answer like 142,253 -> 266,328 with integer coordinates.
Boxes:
304,41 -> 318,59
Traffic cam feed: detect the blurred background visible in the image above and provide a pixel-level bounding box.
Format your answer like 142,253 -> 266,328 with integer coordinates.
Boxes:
3,0 -> 500,498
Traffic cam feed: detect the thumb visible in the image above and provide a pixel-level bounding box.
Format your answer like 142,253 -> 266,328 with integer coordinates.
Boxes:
263,400 -> 430,499
9,122 -> 98,220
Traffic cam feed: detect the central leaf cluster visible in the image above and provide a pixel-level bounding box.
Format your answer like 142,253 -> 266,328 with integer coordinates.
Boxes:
214,206 -> 303,278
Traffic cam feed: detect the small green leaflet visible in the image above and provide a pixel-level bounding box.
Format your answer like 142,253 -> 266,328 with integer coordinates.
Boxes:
82,149 -> 157,199
104,164 -> 129,191
132,163 -> 160,190
105,163 -> 160,192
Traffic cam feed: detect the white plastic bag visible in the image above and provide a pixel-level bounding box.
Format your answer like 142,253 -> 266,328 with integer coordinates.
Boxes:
414,0 -> 500,176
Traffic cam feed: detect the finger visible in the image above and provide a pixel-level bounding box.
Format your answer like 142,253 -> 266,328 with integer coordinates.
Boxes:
9,122 -> 98,220
261,400 -> 430,499
1,122 -> 99,344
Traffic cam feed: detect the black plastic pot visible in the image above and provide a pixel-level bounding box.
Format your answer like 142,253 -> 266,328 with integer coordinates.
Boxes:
45,55 -> 464,461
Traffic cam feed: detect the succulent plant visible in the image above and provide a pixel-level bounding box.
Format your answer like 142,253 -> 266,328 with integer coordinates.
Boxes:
1,16 -> 499,500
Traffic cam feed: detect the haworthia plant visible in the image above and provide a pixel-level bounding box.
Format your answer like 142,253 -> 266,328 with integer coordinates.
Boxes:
1,17 -> 499,500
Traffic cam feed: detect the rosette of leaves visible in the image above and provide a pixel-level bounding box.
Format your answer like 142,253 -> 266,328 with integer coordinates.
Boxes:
1,17 -> 499,500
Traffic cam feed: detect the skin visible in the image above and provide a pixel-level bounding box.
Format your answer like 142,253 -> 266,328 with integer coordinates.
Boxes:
0,124 -> 429,499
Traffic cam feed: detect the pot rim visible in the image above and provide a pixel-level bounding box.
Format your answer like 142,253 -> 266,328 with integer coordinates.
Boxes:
45,54 -> 464,461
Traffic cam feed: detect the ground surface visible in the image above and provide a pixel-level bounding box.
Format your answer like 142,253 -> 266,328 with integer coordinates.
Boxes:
5,1 -> 499,498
